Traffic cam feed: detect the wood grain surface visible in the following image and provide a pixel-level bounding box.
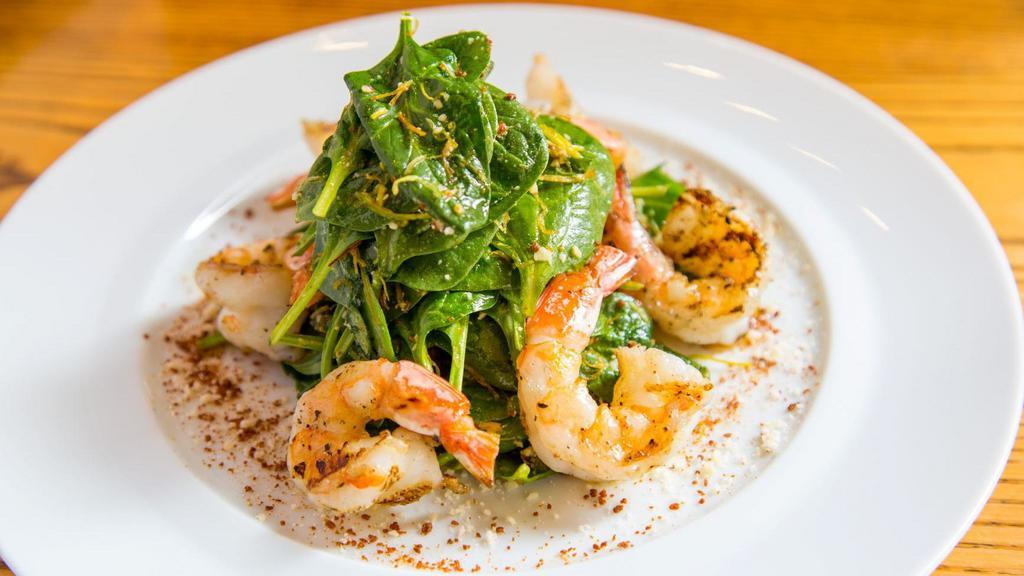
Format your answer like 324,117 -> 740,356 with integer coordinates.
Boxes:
0,0 -> 1021,574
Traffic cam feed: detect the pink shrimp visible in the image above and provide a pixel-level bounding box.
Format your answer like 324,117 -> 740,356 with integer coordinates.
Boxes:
288,359 -> 500,513
265,174 -> 303,210
516,246 -> 711,481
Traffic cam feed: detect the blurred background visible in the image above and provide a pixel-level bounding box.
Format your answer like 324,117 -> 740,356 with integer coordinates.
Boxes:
0,1 -> 1021,574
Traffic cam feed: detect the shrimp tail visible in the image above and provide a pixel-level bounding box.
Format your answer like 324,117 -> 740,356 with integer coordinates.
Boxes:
588,245 -> 636,293
610,167 -> 636,220
440,418 -> 500,487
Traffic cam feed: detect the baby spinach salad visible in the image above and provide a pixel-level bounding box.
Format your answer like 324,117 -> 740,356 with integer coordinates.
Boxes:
269,16 -> 699,484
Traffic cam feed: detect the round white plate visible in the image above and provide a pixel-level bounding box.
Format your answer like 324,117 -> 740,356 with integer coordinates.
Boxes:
0,5 -> 1020,575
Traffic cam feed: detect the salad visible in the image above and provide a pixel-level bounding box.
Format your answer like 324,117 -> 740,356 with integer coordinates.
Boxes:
192,15 -> 765,514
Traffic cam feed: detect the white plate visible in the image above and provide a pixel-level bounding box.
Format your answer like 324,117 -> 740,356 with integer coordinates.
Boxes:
0,5 -> 1020,575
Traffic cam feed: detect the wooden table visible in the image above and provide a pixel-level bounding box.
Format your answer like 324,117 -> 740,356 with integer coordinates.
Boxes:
1,0 -> 1021,573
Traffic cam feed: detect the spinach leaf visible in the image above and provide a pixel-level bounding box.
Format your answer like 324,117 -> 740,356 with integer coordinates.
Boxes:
497,417 -> 527,453
320,246 -> 375,360
488,298 -> 525,360
433,315 -> 518,392
448,252 -> 513,291
391,224 -> 497,290
493,115 -> 615,314
579,292 -> 706,402
631,165 -> 683,235
302,164 -> 399,232
486,84 -> 548,217
360,266 -> 395,361
196,329 -> 227,350
374,219 -> 468,277
463,316 -> 517,392
283,350 -> 323,396
385,284 -> 427,320
424,31 -> 492,81
294,105 -> 367,220
269,224 -> 365,344
410,291 -> 498,388
581,292 -> 654,403
463,380 -> 514,422
344,17 -> 493,233
439,317 -> 470,391
319,304 -> 346,378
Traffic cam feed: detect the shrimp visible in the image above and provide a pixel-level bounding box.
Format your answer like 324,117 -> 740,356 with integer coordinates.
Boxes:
265,175 -> 303,210
194,239 -> 303,361
605,169 -> 764,345
288,359 -> 500,513
516,246 -> 712,481
283,243 -> 320,306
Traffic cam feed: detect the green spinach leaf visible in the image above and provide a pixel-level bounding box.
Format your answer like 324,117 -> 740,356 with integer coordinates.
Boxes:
344,17 -> 493,232
580,292 -> 654,403
495,452 -> 552,484
283,350 -> 323,396
320,246 -> 375,360
424,31 -> 492,81
294,105 -> 368,220
429,315 -> 516,392
486,84 -> 548,217
302,164 -> 402,232
631,165 -> 684,235
448,252 -> 513,291
464,316 -> 517,392
488,298 -> 526,360
410,291 -> 498,388
497,417 -> 527,453
391,224 -> 497,290
463,381 -> 514,422
374,219 -> 469,277
580,292 -> 706,402
493,115 -> 615,314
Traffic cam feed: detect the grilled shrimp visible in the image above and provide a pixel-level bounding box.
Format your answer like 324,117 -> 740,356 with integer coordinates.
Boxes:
288,359 -> 500,513
517,246 -> 711,481
194,239 -> 302,361
605,170 -> 764,345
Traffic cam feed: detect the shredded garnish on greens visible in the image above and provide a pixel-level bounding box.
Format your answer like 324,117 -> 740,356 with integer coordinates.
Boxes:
268,16 -> 702,483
